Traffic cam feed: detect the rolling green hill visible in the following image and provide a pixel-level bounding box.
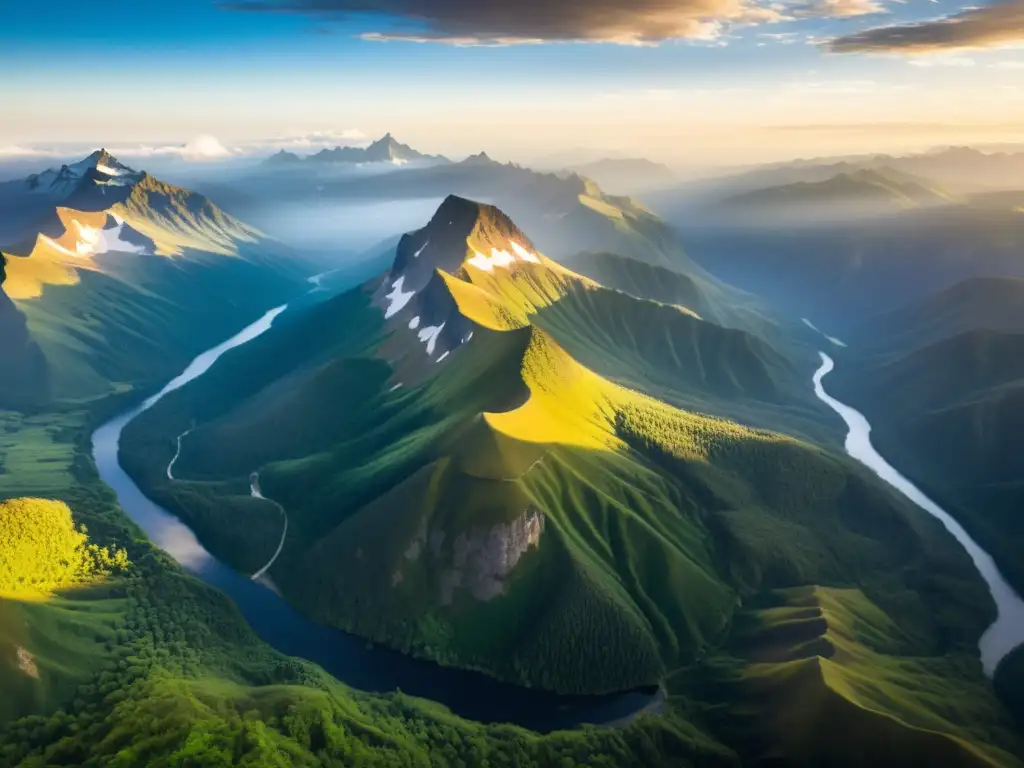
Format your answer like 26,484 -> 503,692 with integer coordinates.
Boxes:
0,151 -> 312,408
114,196 -> 1021,765
706,587 -> 1021,767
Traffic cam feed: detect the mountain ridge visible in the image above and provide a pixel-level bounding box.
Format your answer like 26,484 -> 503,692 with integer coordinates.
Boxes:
0,150 -> 310,407
265,133 -> 449,166
112,196 -> 1014,768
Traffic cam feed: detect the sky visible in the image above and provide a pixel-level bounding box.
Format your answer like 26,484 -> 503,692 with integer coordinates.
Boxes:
2,0 -> 1024,167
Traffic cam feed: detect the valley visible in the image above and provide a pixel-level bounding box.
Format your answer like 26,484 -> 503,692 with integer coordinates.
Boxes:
814,353 -> 1024,676
91,284 -> 659,730
10,1 -> 1024,759
2,140 -> 1023,766
107,192 -> 1022,764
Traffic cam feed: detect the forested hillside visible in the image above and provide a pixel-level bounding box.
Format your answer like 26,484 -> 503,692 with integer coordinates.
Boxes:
115,197 -> 1023,765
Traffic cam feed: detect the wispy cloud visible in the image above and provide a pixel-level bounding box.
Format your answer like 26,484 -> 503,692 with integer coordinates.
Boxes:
0,146 -> 61,159
829,0 -> 1024,54
907,54 -> 976,66
239,129 -> 367,151
225,0 -> 822,45
792,0 -> 887,18
105,135 -> 236,161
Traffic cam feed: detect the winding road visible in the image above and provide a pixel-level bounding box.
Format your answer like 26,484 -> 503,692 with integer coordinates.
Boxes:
249,472 -> 288,582
166,428 -> 193,480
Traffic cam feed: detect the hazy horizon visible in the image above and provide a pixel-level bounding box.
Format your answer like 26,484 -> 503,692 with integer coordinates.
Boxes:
5,0 -> 1024,168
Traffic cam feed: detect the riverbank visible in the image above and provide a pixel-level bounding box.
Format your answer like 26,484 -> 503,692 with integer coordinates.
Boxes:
813,352 -> 1024,675
93,299 -> 661,732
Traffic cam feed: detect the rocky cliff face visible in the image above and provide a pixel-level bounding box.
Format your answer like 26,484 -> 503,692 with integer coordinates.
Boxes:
396,507 -> 545,604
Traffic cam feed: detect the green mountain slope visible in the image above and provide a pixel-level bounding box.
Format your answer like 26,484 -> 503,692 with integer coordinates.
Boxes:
0,151 -> 311,408
854,276 -> 1024,356
834,277 -> 1024,612
710,587 -> 1021,767
835,326 -> 1024,599
114,196 -> 1020,765
1,417 -> 711,768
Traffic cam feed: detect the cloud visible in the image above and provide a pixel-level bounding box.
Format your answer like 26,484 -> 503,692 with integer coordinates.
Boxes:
907,54 -> 976,66
759,31 -> 800,42
0,146 -> 61,159
225,0 -> 788,45
4,130 -> 370,166
829,0 -> 1024,54
181,134 -> 233,160
792,0 -> 887,18
991,59 -> 1024,68
104,135 -> 236,162
237,129 -> 368,152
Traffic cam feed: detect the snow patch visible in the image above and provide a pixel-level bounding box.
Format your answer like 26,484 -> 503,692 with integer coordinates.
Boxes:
104,222 -> 149,254
418,323 -> 445,355
467,248 -> 515,272
467,244 -> 539,272
510,241 -> 541,263
408,316 -> 421,330
74,221 -> 102,255
413,238 -> 430,258
40,217 -> 149,258
389,383 -> 403,392
96,162 -> 120,176
436,350 -> 450,363
384,275 -> 415,319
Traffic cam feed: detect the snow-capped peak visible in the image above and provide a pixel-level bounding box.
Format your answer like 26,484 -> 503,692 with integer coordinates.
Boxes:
26,150 -> 140,198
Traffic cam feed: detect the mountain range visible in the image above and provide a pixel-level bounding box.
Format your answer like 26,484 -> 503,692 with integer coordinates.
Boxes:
3,145 -> 1024,766
675,188 -> 1024,331
717,167 -> 956,220
0,150 -> 311,408
705,146 -> 1024,198
265,133 -> 449,167
107,194 -> 1023,766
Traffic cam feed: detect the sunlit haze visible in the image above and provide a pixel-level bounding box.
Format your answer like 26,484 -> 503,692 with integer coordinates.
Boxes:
4,0 -> 1024,168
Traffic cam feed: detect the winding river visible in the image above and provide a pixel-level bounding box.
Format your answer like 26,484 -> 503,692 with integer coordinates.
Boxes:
90,300 -> 656,732
813,352 -> 1024,675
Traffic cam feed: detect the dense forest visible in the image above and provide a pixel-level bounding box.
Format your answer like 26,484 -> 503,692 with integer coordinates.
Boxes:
0,404 -> 735,767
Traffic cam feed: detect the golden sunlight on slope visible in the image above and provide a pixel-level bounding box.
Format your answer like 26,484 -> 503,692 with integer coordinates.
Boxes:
1,209 -> 109,300
442,245 -> 597,331
109,175 -> 261,257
